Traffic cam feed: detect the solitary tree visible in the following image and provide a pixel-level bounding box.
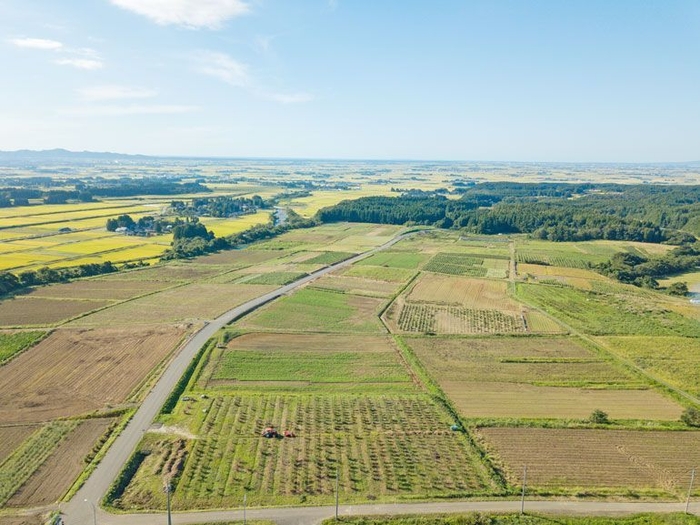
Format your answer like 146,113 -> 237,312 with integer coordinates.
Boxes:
589,409 -> 610,424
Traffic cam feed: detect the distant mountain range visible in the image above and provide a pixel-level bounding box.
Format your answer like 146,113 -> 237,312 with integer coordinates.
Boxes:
0,149 -> 698,167
0,148 -> 150,163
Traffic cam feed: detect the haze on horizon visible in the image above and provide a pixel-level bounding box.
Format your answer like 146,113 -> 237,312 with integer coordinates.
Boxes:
1,0 -> 699,163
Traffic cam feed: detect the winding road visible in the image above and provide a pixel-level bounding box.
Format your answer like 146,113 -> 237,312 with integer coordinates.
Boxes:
62,231 -> 415,525
60,229 -> 699,524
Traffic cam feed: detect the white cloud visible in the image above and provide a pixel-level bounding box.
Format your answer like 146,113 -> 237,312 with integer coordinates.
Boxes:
60,104 -> 199,116
266,92 -> 314,104
10,37 -> 63,50
109,0 -> 249,29
194,51 -> 249,87
78,85 -> 158,101
55,58 -> 104,70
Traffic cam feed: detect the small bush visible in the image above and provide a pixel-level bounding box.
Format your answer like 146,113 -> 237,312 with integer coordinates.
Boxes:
589,409 -> 610,424
681,407 -> 700,427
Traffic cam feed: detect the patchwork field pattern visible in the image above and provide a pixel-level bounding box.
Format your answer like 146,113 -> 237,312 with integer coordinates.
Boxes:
0,325 -> 186,423
478,428 -> 700,495
117,395 -> 492,510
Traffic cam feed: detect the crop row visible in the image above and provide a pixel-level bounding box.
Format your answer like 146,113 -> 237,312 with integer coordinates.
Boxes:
398,304 -> 526,334
0,421 -> 77,506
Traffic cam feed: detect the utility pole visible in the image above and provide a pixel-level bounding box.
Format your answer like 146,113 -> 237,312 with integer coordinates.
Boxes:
520,465 -> 527,515
335,467 -> 340,521
243,492 -> 247,525
687,468 -> 696,515
164,481 -> 173,525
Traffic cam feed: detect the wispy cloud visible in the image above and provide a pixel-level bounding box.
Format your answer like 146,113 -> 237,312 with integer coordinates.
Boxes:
55,58 -> 104,70
265,92 -> 314,104
9,37 -> 64,50
193,50 -> 313,104
78,85 -> 157,101
60,104 -> 199,117
109,0 -> 249,30
194,51 -> 250,87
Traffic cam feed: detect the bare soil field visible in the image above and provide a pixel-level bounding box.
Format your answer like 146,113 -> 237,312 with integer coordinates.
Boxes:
0,297 -> 111,327
407,275 -> 521,311
6,418 -> 114,507
194,249 -> 288,266
0,515 -> 43,525
0,425 -> 37,464
29,278 -> 171,301
0,325 -> 186,423
446,382 -> 682,420
478,427 -> 700,494
70,283 -> 276,326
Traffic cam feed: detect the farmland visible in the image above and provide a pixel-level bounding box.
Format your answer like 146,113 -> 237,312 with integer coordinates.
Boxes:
405,336 -> 681,420
201,333 -> 412,394
114,394 -> 492,510
1,172 -> 700,516
477,428 -> 700,496
0,325 -> 186,423
238,288 -> 387,333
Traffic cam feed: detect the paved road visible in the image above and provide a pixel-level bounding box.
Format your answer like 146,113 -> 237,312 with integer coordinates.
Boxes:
62,231 -> 414,525
73,498 -> 699,525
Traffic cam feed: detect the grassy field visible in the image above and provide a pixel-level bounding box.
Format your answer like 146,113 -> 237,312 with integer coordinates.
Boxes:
238,288 -> 387,333
357,251 -> 428,269
405,336 -> 680,421
597,337 -> 700,397
0,330 -> 45,363
516,283 -> 700,337
200,333 -> 412,394
477,428 -> 700,496
323,514 -> 700,525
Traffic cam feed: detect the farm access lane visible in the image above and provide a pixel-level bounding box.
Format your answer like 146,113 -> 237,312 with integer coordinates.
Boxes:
62,229 -> 418,525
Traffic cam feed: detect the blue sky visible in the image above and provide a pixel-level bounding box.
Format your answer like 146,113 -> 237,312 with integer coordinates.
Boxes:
1,0 -> 699,161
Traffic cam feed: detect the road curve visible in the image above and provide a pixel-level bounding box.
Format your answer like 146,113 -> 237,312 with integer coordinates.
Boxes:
62,230 -> 415,525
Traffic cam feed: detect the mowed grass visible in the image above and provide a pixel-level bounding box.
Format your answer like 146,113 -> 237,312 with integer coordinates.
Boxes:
0,331 -> 46,363
310,275 -> 402,298
202,333 -> 412,393
117,394 -> 493,510
238,288 -> 386,333
357,252 -> 428,269
516,283 -> 700,337
598,336 -> 700,397
243,272 -> 309,285
343,265 -> 417,283
478,427 -> 700,495
405,336 -> 681,420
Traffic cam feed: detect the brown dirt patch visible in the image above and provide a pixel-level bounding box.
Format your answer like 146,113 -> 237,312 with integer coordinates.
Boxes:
0,297 -> 110,327
0,515 -> 43,525
407,275 -> 520,311
7,418 -> 114,507
478,427 -> 700,493
0,425 -> 38,464
29,279 -> 170,301
0,325 -> 186,423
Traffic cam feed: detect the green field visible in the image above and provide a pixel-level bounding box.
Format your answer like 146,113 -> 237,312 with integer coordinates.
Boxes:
516,283 -> 700,337
0,331 -> 45,363
357,252 -> 428,269
238,288 -> 387,333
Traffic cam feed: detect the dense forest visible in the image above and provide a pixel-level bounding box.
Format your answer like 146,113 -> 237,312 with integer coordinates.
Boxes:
317,183 -> 700,244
